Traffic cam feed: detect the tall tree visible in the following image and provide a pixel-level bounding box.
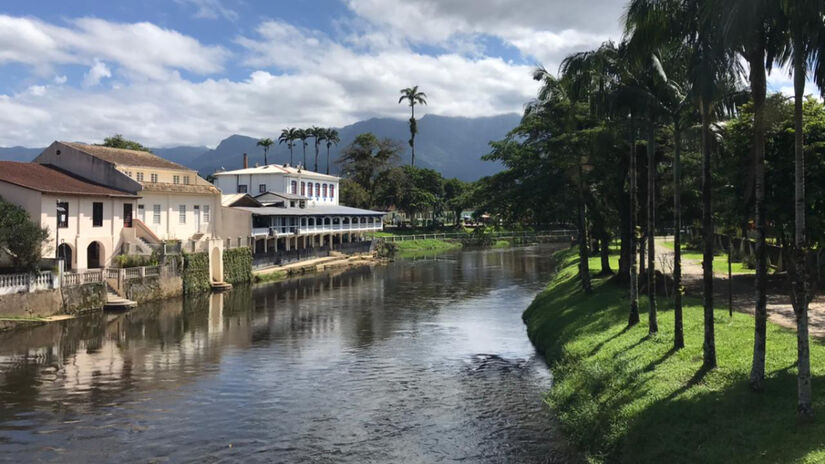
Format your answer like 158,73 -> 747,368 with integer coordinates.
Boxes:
338,133 -> 401,206
778,0 -> 824,421
717,0 -> 787,390
309,126 -> 325,172
256,137 -> 274,165
279,128 -> 297,165
325,128 -> 340,175
296,128 -> 309,168
100,134 -> 151,152
399,86 -> 428,167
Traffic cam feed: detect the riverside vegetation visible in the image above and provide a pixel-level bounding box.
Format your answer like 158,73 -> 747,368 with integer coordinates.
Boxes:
524,249 -> 825,463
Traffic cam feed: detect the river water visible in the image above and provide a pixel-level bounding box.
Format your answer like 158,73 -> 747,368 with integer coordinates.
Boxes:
0,245 -> 567,463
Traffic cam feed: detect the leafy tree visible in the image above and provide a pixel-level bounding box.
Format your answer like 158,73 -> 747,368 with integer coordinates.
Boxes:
0,196 -> 49,274
399,85 -> 427,166
100,134 -> 151,152
338,133 -> 401,206
256,137 -> 274,165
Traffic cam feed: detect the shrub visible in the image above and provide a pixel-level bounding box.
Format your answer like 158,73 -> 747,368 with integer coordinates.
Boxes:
182,252 -> 210,294
223,247 -> 252,284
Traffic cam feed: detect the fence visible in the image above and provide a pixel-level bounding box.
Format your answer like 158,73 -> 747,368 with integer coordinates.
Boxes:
382,230 -> 577,243
0,271 -> 58,295
253,247 -> 332,269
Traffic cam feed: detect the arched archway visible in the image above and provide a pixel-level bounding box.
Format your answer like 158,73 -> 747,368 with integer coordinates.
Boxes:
86,241 -> 104,269
58,243 -> 73,271
210,247 -> 222,282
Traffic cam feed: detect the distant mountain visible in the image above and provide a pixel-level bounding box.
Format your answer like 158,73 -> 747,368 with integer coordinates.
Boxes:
0,113 -> 520,181
192,114 -> 520,181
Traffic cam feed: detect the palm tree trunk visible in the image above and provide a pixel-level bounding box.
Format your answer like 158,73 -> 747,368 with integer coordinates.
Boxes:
673,120 -> 684,349
628,116 -> 640,326
701,101 -> 716,369
749,50 -> 768,391
791,50 -> 813,419
578,162 -> 592,294
647,122 -> 658,334
326,145 -> 331,175
289,144 -> 294,165
410,104 -> 416,167
264,148 -> 268,165
303,143 -> 307,168
314,142 -> 319,172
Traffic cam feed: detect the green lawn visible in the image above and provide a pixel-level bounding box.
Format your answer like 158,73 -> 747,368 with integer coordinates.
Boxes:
394,238 -> 461,258
523,248 -> 825,463
662,240 -> 755,274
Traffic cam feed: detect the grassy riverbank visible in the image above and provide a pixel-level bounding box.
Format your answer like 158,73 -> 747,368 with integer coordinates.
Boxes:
524,248 -> 825,463
394,238 -> 461,257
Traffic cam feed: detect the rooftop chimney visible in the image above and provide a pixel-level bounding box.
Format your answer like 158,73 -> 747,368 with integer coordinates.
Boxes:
243,153 -> 248,169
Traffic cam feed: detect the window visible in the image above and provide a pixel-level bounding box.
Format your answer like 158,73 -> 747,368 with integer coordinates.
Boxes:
203,205 -> 210,222
153,205 -> 161,224
179,205 -> 186,224
259,184 -> 266,193
290,201 -> 296,208
92,202 -> 103,227
291,180 -> 298,194
57,202 -> 69,228
150,173 -> 158,183
173,175 -> 180,184
330,184 -> 335,199
126,171 -> 133,178
137,204 -> 145,222
323,184 -> 328,198
183,176 -> 190,185
136,172 -> 144,182
237,184 -> 248,193
301,182 -> 306,196
315,183 -> 321,196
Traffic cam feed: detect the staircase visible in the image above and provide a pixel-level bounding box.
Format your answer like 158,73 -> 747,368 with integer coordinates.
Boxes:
104,291 -> 137,310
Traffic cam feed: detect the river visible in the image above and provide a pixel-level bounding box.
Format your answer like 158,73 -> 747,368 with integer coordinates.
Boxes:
0,245 -> 567,463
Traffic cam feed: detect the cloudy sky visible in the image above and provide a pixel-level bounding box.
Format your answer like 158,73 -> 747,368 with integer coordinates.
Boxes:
0,0 -> 798,148
0,0 -> 633,147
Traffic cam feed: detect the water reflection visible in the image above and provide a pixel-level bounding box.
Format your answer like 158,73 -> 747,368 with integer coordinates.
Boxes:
0,245 -> 565,463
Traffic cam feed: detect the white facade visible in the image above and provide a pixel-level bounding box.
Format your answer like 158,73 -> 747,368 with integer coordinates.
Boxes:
213,164 -> 340,207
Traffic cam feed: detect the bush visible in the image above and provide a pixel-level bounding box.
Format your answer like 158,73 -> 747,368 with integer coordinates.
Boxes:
114,252 -> 159,268
223,247 -> 252,284
375,241 -> 398,259
0,196 -> 49,274
182,252 -> 210,295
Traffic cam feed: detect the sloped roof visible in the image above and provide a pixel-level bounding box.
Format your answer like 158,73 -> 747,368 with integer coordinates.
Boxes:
255,191 -> 306,201
62,142 -> 191,171
139,182 -> 220,195
0,162 -> 138,198
222,194 -> 262,207
235,204 -> 385,216
213,163 -> 339,181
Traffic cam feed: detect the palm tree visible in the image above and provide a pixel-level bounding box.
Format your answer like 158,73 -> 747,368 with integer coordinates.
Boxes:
627,0 -> 740,367
399,86 -> 427,166
715,0 -> 787,391
278,128 -> 296,165
309,126 -> 325,172
296,128 -> 309,168
257,138 -> 274,165
325,128 -> 340,175
778,0 -> 824,421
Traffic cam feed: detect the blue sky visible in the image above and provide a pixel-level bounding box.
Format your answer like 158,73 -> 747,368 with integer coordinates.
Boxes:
0,0 -> 798,148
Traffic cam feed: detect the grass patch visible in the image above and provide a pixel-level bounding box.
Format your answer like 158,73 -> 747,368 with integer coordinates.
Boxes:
253,270 -> 288,283
524,248 -> 825,463
395,238 -> 461,258
493,240 -> 511,248
0,315 -> 47,322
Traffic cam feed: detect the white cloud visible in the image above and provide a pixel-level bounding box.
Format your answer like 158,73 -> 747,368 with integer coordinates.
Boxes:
83,59 -> 111,87
0,15 -> 228,79
53,75 -> 67,84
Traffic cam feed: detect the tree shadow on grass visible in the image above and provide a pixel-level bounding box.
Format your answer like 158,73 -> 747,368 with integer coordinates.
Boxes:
620,371 -> 825,464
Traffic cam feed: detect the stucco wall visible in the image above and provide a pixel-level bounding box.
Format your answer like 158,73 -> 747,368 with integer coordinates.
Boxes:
0,182 -> 43,226
218,206 -> 252,246
35,142 -> 142,193
137,192 -> 220,240
0,282 -> 105,318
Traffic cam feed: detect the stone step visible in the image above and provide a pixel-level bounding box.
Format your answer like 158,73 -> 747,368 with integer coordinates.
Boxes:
104,292 -> 137,310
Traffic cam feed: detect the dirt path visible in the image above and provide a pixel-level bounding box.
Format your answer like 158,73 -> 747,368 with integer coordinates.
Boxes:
654,237 -> 825,338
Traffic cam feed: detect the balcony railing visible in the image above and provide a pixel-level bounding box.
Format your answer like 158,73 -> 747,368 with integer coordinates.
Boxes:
253,222 -> 383,237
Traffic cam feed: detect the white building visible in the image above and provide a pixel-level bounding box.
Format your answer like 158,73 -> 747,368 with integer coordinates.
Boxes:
215,160 -> 383,267
35,142 -> 222,243
0,161 -> 140,270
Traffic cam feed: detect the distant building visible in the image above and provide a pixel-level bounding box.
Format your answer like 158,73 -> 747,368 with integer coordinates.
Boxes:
215,159 -> 383,267
35,142 -> 222,243
0,161 -> 139,270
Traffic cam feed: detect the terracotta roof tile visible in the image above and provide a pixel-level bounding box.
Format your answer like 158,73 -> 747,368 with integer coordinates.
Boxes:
62,142 -> 191,171
0,162 -> 138,198
139,182 -> 220,195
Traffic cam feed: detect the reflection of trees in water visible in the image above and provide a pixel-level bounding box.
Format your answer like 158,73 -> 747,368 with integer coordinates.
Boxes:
0,245 -> 560,421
